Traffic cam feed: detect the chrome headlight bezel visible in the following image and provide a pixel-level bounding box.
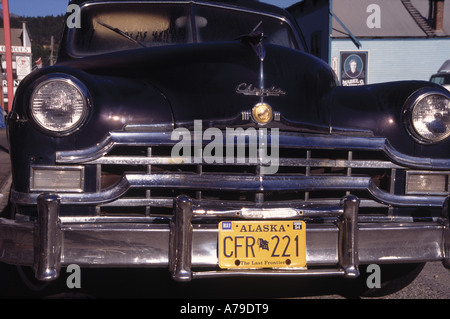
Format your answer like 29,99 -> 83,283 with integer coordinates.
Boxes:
403,88 -> 450,144
29,74 -> 90,136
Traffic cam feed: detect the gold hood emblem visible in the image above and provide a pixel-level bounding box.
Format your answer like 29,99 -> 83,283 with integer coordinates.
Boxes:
252,102 -> 273,124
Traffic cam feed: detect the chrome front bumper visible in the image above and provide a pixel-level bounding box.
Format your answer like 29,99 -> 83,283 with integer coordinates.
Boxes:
0,193 -> 448,282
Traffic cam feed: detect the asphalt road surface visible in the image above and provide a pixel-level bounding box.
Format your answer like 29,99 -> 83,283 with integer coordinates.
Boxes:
0,261 -> 448,299
380,262 -> 450,299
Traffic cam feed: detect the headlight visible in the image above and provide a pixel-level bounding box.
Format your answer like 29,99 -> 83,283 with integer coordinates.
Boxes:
404,88 -> 450,143
30,75 -> 89,135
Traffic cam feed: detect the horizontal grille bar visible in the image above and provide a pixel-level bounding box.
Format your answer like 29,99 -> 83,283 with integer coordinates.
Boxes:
14,173 -> 446,207
56,130 -> 450,170
86,155 -> 403,169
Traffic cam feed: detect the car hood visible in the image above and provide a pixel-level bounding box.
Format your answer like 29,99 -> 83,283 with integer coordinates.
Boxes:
60,41 -> 336,131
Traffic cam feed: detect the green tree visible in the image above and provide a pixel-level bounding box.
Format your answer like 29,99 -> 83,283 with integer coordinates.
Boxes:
1,15 -> 64,67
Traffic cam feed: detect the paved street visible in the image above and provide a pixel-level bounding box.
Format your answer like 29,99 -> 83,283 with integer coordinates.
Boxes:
0,261 -> 449,299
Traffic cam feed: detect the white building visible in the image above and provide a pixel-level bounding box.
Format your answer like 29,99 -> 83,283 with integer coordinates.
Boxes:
0,22 -> 32,106
289,0 -> 450,85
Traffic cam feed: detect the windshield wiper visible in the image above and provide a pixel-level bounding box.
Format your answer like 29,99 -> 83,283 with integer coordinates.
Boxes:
96,20 -> 146,48
235,21 -> 265,44
236,20 -> 266,61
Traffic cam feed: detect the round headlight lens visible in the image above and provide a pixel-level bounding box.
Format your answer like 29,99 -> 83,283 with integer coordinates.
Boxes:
30,77 -> 88,134
407,90 -> 450,143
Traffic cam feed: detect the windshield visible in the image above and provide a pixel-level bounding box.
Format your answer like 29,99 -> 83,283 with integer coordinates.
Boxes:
70,2 -> 300,56
431,74 -> 450,86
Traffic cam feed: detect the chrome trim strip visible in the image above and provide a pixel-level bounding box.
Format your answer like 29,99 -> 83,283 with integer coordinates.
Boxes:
56,133 -> 115,163
100,198 -> 173,208
192,269 -> 346,279
85,155 -> 403,169
366,180 -> 446,207
56,131 -> 450,170
11,174 -> 448,208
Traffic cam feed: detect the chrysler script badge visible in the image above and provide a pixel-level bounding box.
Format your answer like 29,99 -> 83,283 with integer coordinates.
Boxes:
236,83 -> 286,97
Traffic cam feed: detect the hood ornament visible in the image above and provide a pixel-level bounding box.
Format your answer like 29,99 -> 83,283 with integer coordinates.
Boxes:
236,21 -> 286,125
236,20 -> 266,61
237,21 -> 267,93
235,22 -> 286,98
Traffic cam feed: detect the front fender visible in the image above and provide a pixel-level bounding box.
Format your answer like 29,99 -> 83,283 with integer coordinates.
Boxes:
330,81 -> 450,158
8,66 -> 174,193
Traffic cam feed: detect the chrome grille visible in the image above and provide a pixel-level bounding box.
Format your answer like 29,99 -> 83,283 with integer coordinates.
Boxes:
52,130 -> 450,218
70,134 -> 404,217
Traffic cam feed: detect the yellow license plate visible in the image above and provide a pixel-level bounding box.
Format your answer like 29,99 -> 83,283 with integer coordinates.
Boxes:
218,220 -> 306,269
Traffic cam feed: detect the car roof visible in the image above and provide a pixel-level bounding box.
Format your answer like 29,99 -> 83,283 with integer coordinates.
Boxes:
438,60 -> 450,73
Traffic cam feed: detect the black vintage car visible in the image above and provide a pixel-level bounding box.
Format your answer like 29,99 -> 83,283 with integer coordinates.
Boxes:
1,0 -> 449,296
